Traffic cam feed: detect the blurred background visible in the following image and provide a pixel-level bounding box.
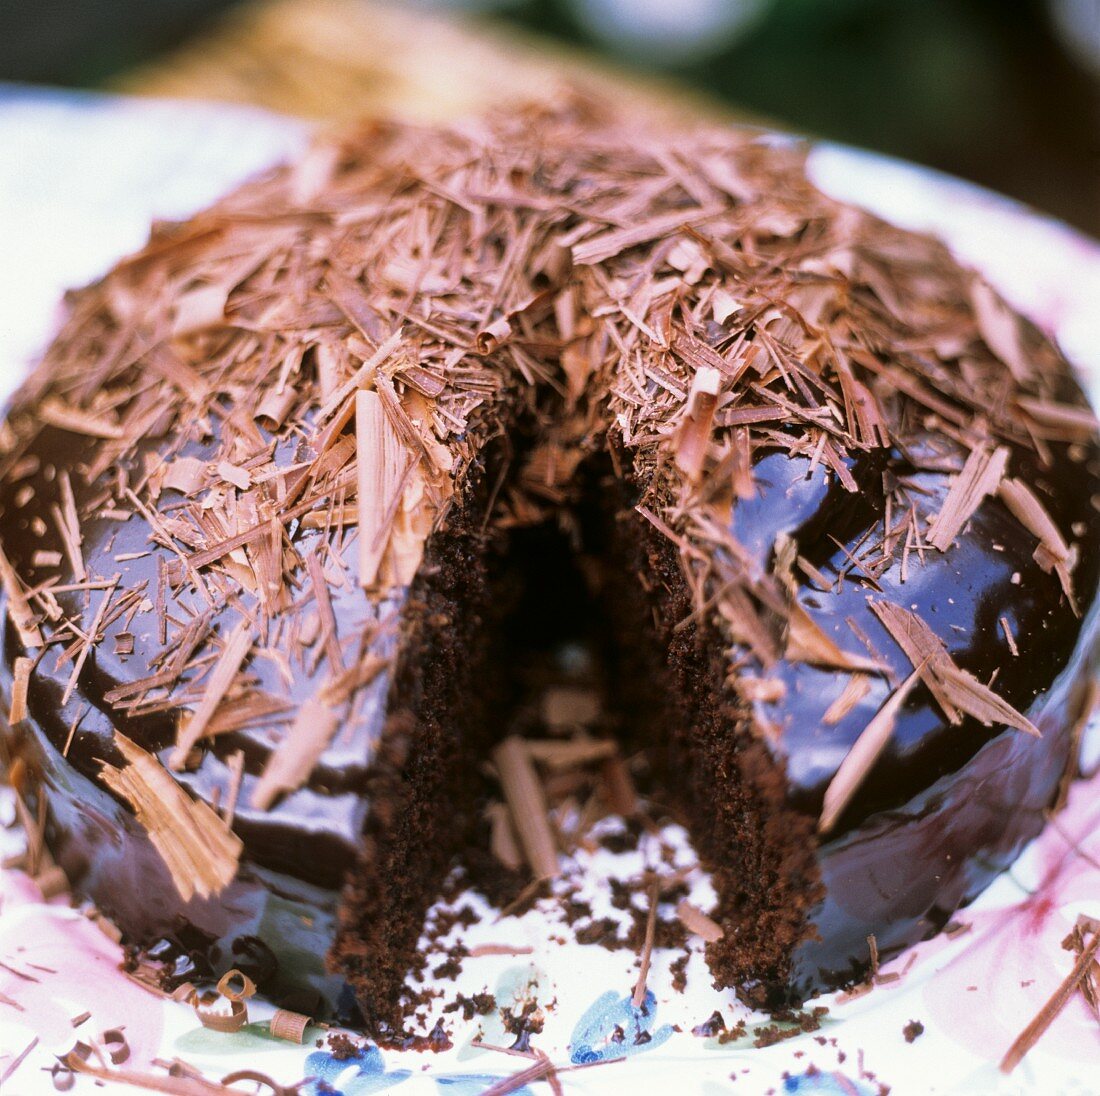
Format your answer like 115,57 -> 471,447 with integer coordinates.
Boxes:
2,0 -> 1100,233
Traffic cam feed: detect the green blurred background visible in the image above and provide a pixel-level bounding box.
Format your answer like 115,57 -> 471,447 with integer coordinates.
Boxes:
3,0 -> 1099,233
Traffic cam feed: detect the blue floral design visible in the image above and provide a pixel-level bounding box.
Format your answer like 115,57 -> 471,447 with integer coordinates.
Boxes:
432,1075 -> 533,1095
301,1044 -> 411,1095
568,989 -> 675,1064
782,1069 -> 876,1094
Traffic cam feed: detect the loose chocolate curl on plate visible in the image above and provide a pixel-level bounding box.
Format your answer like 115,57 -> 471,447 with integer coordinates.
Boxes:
193,996 -> 248,1034
100,1028 -> 131,1065
676,899 -> 724,943
216,969 -> 257,1002
1000,917 -> 1100,1074
269,1009 -> 312,1043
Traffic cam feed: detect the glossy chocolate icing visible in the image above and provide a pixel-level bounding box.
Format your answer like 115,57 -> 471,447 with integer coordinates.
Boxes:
726,437 -> 1100,995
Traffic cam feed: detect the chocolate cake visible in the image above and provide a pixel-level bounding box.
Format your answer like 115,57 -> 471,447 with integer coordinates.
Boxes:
1,103 -> 1097,1033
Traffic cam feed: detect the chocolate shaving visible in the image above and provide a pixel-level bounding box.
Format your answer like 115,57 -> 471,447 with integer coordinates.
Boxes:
525,738 -> 618,770
481,1054 -> 557,1096
786,603 -> 886,674
38,396 -> 125,439
573,205 -> 721,266
0,544 -> 42,648
823,673 -> 871,725
492,736 -> 560,879
162,457 -> 207,495
675,899 -> 724,943
8,656 -> 32,724
1017,395 -> 1100,438
306,550 -> 343,673
99,732 -> 241,901
968,279 -> 1032,383
61,1052 -> 283,1095
168,618 -> 253,769
926,445 -> 1009,551
487,801 -> 524,872
61,575 -> 119,706
1000,922 -> 1100,1073
631,876 -> 660,1008
0,1036 -> 38,1088
467,943 -> 535,958
999,477 -> 1078,611
355,388 -> 404,588
222,749 -> 245,827
602,757 -> 642,818
674,366 -> 722,482
819,670 -> 922,834
869,601 -> 1039,736
250,695 -> 342,810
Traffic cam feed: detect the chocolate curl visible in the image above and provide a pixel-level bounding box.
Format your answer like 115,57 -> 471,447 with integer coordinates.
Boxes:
191,967 -> 257,1034
269,1009 -> 312,1043
100,1028 -> 130,1065
193,997 -> 248,1034
215,969 -> 257,1002
49,1061 -> 76,1091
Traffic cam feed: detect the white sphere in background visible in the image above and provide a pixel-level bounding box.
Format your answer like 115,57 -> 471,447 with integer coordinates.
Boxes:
568,0 -> 772,63
1049,0 -> 1100,79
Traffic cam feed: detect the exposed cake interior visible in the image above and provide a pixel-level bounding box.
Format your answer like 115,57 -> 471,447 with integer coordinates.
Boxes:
333,447 -> 822,1033
581,460 -> 822,1010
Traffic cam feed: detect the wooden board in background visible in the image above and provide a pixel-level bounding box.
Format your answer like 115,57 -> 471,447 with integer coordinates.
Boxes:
111,0 -> 749,126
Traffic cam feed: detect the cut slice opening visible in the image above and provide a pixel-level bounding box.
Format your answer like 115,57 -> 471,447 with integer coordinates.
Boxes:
332,450 -> 821,1037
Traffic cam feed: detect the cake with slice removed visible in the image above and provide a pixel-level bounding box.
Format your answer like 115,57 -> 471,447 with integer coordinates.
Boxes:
1,101 -> 1097,1035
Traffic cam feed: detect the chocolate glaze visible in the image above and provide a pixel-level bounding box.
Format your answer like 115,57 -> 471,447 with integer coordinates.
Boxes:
739,440 -> 1100,826
724,435 -> 1100,997
1,429 -> 399,866
0,423 -> 397,1017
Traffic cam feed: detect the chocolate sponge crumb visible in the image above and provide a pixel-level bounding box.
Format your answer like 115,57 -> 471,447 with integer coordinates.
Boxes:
903,1020 -> 925,1043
